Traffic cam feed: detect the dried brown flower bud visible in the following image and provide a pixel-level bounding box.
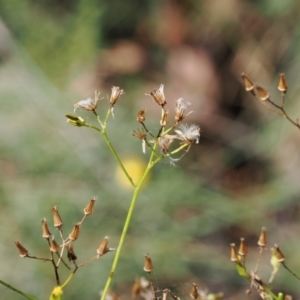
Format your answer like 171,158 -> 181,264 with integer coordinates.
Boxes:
189,283 -> 199,300
49,237 -> 60,253
238,238 -> 248,256
84,197 -> 96,216
240,73 -> 255,92
14,241 -> 28,257
160,109 -> 169,126
256,85 -> 270,101
274,244 -> 285,262
68,223 -> 81,241
137,108 -> 146,123
143,253 -> 154,273
278,73 -> 288,93
230,243 -> 238,262
52,206 -> 63,228
66,244 -> 77,262
97,236 -> 114,257
41,218 -> 51,239
110,86 -> 124,106
146,84 -> 166,107
258,227 -> 267,247
133,128 -> 147,140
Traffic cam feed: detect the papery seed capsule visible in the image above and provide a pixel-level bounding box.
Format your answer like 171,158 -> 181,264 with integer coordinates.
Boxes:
52,206 -> 63,228
49,237 -> 60,253
137,108 -> 146,123
97,236 -> 111,256
143,253 -> 154,272
41,218 -> 51,239
67,244 -> 77,262
274,244 -> 285,262
68,223 -> 81,241
189,283 -> 199,299
278,73 -> 288,93
230,243 -> 238,262
241,73 -> 255,92
258,227 -> 267,247
256,85 -> 270,101
238,238 -> 248,256
14,241 -> 28,257
110,86 -> 124,106
84,197 -> 96,215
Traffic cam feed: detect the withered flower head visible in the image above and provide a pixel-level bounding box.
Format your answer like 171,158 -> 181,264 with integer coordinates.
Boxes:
66,244 -> 77,262
14,241 -> 28,257
145,84 -> 166,107
41,218 -> 51,239
74,97 -> 99,112
240,73 -> 255,92
274,244 -> 285,262
175,124 -> 200,144
110,86 -> 124,106
189,283 -> 199,300
157,135 -> 174,154
143,253 -> 154,273
256,85 -> 270,101
175,98 -> 192,123
230,243 -> 238,262
238,238 -> 248,256
97,236 -> 115,257
133,128 -> 147,154
68,223 -> 81,241
52,206 -> 63,228
137,108 -> 146,123
258,227 -> 267,247
278,73 -> 288,93
49,236 -> 60,253
84,197 -> 96,215
65,114 -> 86,127
160,109 -> 169,126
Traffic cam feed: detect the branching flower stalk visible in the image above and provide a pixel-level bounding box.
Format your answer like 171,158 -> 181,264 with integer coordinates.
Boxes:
66,84 -> 200,300
241,72 -> 300,130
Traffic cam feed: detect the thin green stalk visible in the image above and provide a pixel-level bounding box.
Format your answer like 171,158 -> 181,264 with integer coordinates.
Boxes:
100,149 -> 156,300
0,279 -> 37,300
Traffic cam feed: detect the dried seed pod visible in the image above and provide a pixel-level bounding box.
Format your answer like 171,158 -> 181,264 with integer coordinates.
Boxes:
189,283 -> 199,299
67,244 -> 77,262
110,86 -> 124,106
278,73 -> 288,93
68,223 -> 81,241
97,236 -> 115,257
52,206 -> 63,228
258,227 -> 267,247
41,218 -> 51,239
274,244 -> 285,262
230,243 -> 238,262
238,238 -> 248,256
160,109 -> 169,126
137,108 -> 146,123
143,253 -> 154,273
84,197 -> 96,216
49,237 -> 60,253
14,241 -> 29,257
241,73 -> 255,92
146,84 -> 166,107
256,85 -> 270,101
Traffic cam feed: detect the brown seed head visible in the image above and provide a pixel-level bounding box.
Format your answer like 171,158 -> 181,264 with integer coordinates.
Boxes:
41,218 -> 51,239
241,73 -> 255,92
52,206 -> 63,228
97,236 -> 115,257
133,128 -> 147,140
14,240 -> 29,257
110,86 -> 124,106
66,244 -> 77,262
68,223 -> 81,241
230,243 -> 238,262
258,227 -> 267,247
137,108 -> 146,123
146,84 -> 166,107
49,237 -> 60,253
238,238 -> 248,256
278,73 -> 288,93
143,253 -> 154,273
274,244 -> 285,262
84,197 -> 96,216
160,109 -> 169,126
256,85 -> 270,101
189,283 -> 199,300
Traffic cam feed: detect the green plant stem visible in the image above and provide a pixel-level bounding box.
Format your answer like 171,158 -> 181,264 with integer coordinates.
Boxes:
0,279 -> 37,300
61,273 -> 74,289
100,149 -> 157,300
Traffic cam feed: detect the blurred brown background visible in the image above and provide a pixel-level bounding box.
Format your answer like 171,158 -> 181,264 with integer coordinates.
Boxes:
1,0 -> 300,299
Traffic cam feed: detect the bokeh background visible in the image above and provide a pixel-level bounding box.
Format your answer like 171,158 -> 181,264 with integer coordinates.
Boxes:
1,0 -> 300,299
